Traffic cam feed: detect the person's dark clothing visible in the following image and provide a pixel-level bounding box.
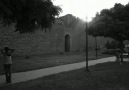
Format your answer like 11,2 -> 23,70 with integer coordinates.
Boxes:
1,47 -> 14,83
4,64 -> 12,83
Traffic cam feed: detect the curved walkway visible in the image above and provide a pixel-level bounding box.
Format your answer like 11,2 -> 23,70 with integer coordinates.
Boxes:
0,57 -> 116,87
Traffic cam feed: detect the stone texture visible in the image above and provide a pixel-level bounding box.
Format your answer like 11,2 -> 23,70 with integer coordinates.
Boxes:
0,15 -> 109,56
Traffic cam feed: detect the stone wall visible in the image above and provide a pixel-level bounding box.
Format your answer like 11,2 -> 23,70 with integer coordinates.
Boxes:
0,19 -> 109,56
0,24 -> 65,56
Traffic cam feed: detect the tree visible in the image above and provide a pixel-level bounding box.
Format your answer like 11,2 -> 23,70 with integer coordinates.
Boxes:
0,0 -> 62,33
88,13 -> 101,59
105,41 -> 110,49
105,40 -> 122,49
58,14 -> 78,29
88,3 -> 129,63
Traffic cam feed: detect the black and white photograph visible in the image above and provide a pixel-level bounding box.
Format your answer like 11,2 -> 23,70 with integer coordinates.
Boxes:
0,0 -> 129,90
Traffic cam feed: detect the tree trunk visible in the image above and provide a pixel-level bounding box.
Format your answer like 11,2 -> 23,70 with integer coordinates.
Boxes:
120,41 -> 124,63
95,37 -> 98,59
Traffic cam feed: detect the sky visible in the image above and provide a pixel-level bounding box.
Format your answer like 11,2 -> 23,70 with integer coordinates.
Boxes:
53,0 -> 129,21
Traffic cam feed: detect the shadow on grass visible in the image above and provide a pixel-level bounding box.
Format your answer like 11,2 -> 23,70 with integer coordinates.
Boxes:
1,62 -> 129,90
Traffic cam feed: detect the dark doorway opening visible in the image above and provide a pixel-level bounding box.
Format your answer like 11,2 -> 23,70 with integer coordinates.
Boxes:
65,34 -> 70,52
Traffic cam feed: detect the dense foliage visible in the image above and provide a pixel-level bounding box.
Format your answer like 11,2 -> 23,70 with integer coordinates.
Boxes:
88,3 -> 129,41
58,14 -> 80,28
0,0 -> 62,33
105,40 -> 122,49
88,3 -> 129,62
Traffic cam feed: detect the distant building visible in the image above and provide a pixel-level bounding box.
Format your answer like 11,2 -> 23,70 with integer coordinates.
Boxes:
0,14 -> 109,56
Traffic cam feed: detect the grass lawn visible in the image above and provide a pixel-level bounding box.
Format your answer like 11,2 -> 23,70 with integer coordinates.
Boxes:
0,62 -> 129,90
0,51 -> 112,75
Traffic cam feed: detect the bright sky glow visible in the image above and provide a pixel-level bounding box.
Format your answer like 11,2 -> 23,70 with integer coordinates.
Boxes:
53,0 -> 129,21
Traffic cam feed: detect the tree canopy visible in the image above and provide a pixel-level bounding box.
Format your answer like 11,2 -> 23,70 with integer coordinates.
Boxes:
88,3 -> 129,62
88,3 -> 129,41
0,0 -> 62,33
105,40 -> 121,49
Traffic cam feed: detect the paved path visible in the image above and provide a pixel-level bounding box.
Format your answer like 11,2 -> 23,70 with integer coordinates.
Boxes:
0,57 -> 116,86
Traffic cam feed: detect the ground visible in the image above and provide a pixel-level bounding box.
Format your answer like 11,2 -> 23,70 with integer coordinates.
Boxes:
0,51 -> 111,75
0,61 -> 129,90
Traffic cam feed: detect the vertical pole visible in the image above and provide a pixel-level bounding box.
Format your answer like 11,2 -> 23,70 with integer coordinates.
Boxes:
85,17 -> 89,72
120,41 -> 123,63
95,37 -> 98,58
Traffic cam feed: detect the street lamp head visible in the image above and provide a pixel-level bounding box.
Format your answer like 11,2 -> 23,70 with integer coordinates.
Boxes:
85,16 -> 93,22
86,16 -> 88,22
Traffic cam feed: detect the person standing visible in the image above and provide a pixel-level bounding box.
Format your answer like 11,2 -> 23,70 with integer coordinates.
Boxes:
0,47 -> 14,83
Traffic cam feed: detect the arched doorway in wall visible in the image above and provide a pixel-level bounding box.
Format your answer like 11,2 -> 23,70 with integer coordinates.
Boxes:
65,34 -> 70,52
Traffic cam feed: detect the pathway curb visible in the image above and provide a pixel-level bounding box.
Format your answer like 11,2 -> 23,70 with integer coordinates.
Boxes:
0,57 -> 116,87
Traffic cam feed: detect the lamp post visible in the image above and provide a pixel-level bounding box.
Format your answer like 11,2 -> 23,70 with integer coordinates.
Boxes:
85,17 -> 90,72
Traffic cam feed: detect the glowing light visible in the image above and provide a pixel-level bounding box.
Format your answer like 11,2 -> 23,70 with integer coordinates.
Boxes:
53,0 -> 128,21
